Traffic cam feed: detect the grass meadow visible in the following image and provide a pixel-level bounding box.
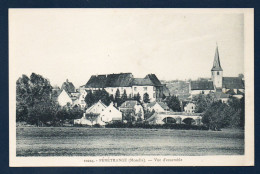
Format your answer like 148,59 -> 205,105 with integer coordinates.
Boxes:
16,127 -> 244,156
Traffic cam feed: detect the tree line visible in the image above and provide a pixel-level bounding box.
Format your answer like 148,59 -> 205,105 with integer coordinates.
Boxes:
192,94 -> 244,130
16,73 -> 83,126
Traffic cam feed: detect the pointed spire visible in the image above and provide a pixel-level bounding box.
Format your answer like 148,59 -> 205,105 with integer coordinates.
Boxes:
211,45 -> 223,71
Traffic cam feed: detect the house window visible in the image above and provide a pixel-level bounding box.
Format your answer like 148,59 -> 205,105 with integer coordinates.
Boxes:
143,87 -> 147,91
217,71 -> 219,75
134,87 -> 137,91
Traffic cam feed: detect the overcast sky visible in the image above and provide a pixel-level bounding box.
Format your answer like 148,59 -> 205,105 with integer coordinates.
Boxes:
9,9 -> 244,87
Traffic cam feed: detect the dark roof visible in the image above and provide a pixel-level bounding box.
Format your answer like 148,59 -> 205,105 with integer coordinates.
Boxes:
145,74 -> 162,86
61,80 -> 75,93
85,73 -> 133,88
106,73 -> 133,87
223,77 -> 244,89
190,81 -> 214,90
211,46 -> 223,71
85,73 -> 163,88
214,92 -> 230,99
119,100 -> 141,109
132,78 -> 154,86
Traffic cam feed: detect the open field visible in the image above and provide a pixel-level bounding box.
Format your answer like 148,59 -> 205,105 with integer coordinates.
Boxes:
16,127 -> 244,156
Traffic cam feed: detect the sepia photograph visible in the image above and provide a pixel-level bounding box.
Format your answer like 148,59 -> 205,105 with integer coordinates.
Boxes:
9,8 -> 254,166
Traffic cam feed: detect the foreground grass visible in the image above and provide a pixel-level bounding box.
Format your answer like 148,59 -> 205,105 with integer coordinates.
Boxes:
16,127 -> 244,156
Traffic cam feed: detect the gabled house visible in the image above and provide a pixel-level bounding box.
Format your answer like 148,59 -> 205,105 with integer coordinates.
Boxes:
119,100 -> 144,121
85,100 -> 107,115
57,89 -> 73,106
97,103 -> 122,125
61,79 -> 76,93
147,101 -> 170,113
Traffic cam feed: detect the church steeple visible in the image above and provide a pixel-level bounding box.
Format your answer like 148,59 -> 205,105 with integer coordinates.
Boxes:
211,45 -> 223,71
211,45 -> 223,89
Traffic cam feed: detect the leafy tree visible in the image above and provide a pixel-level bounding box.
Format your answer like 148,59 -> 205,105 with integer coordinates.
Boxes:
143,93 -> 150,103
85,90 -> 95,107
193,94 -> 215,113
166,95 -> 181,112
16,73 -> 53,124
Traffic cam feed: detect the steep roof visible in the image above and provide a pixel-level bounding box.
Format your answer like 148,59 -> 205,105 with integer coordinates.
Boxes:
85,73 -> 163,88
85,73 -> 134,88
145,74 -> 162,86
223,77 -> 244,89
106,73 -> 133,87
190,81 -> 214,90
132,78 -> 154,86
85,75 -> 107,88
61,79 -> 75,93
211,46 -> 223,71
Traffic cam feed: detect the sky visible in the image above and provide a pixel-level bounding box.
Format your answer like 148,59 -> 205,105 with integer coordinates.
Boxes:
9,9 -> 244,87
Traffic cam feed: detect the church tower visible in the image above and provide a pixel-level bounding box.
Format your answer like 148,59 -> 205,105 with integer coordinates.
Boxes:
211,45 -> 223,89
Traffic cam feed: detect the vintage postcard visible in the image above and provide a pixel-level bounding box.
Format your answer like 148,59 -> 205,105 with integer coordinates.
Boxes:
9,8 -> 254,166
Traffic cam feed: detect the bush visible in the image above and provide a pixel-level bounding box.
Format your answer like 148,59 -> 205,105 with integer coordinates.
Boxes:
105,122 -> 208,130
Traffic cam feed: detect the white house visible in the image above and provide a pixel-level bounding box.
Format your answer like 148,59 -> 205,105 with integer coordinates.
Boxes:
57,89 -> 73,106
184,103 -> 196,113
97,103 -> 122,125
86,100 -> 107,115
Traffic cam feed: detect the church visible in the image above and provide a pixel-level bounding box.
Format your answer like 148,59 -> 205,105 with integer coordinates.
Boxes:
189,46 -> 244,100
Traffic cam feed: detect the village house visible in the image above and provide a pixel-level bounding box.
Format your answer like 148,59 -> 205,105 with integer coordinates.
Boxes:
119,100 -> 144,121
146,101 -> 170,113
57,89 -> 73,106
74,101 -> 122,125
98,102 -> 122,125
184,103 -> 196,113
83,73 -> 165,102
57,79 -> 87,108
189,46 -> 244,100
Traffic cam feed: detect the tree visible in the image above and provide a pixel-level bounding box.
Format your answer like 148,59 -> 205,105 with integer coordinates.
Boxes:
121,90 -> 128,103
143,93 -> 150,103
134,92 -> 141,102
166,95 -> 181,112
16,73 -> 54,124
115,89 -> 122,106
85,90 -> 95,107
193,94 -> 215,113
